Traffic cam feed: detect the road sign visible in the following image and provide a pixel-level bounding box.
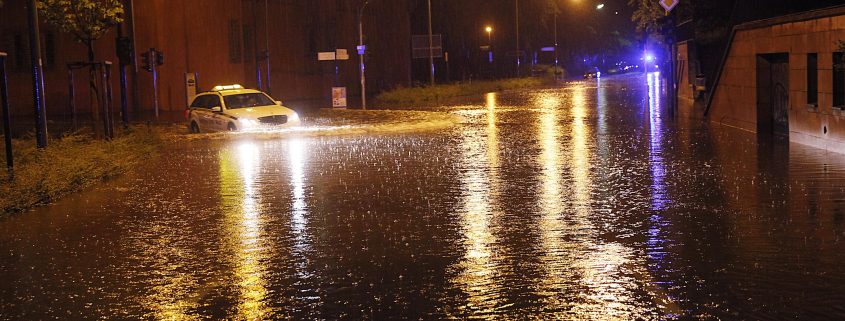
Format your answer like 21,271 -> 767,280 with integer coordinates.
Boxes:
336,49 -> 349,60
357,45 -> 366,55
411,34 -> 443,59
332,87 -> 347,108
660,0 -> 679,12
541,47 -> 555,52
318,52 -> 336,61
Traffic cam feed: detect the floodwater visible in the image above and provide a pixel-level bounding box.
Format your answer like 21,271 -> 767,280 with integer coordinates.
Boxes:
2,73 -> 845,320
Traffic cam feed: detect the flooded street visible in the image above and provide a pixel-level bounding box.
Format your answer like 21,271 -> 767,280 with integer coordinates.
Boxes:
2,73 -> 845,319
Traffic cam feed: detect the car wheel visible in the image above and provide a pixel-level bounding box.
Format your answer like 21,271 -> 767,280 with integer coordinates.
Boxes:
190,121 -> 200,133
227,123 -> 237,131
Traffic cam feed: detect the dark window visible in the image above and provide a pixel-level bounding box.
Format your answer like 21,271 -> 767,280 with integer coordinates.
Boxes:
243,24 -> 254,63
208,95 -> 222,108
228,20 -> 242,64
835,52 -> 845,108
190,95 -> 212,108
43,33 -> 56,69
808,53 -> 818,106
12,33 -> 27,71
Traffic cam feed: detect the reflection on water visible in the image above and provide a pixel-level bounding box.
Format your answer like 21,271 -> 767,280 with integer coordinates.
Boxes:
219,142 -> 269,318
450,92 -> 503,315
3,74 -> 845,319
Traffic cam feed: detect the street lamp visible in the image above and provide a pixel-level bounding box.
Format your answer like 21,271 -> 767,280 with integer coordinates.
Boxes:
485,26 -> 493,44
596,3 -> 605,10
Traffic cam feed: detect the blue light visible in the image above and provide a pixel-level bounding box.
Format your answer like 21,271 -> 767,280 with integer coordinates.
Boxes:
644,54 -> 655,62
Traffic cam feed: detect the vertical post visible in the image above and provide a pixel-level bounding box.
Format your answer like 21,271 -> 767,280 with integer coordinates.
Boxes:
104,62 -> 115,139
26,0 -> 48,148
127,0 -> 140,116
68,67 -> 77,130
116,24 -> 130,129
554,12 -> 558,81
264,0 -> 272,95
1,52 -> 13,171
150,48 -> 159,121
515,0 -> 520,77
358,2 -> 368,110
427,0 -> 435,86
252,0 -> 262,91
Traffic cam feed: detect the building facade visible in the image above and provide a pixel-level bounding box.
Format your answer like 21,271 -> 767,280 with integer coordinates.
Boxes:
0,0 -> 412,118
705,6 -> 845,152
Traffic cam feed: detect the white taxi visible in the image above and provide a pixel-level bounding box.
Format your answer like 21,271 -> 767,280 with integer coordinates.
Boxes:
186,85 -> 301,133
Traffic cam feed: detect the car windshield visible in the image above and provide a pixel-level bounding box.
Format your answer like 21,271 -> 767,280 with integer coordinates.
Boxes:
223,93 -> 275,109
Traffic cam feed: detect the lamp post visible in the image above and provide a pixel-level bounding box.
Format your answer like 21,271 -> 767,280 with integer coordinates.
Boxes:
427,0 -> 435,85
358,0 -> 369,109
515,0 -> 520,77
485,26 -> 492,44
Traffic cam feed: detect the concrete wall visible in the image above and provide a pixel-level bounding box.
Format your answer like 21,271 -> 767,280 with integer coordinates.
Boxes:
708,13 -> 845,152
676,41 -> 694,102
0,0 -> 412,118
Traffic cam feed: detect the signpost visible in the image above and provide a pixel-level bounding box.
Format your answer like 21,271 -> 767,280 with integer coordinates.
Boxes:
332,87 -> 347,108
141,48 -> 164,120
319,49 -> 350,108
185,73 -> 198,107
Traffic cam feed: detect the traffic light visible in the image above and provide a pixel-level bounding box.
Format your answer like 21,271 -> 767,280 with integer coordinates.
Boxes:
155,50 -> 164,66
116,37 -> 133,66
140,51 -> 152,72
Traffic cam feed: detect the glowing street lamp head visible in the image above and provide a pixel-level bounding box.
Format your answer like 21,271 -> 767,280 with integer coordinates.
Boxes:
485,26 -> 493,33
644,54 -> 655,62
596,3 -> 605,9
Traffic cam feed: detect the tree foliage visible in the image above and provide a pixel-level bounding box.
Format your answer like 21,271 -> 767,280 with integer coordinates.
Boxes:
37,0 -> 124,60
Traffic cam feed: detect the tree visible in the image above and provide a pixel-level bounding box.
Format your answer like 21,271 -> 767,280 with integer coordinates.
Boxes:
37,0 -> 124,61
38,0 -> 124,138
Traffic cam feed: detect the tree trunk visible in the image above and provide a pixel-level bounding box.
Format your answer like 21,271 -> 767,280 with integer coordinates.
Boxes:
86,40 -> 102,139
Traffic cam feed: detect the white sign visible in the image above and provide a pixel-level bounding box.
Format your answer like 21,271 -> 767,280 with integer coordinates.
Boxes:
336,49 -> 350,60
357,45 -> 366,55
332,87 -> 347,108
318,52 -> 336,61
660,0 -> 679,12
185,73 -> 197,107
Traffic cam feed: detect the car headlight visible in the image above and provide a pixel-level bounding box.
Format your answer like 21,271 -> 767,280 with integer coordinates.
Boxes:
290,113 -> 300,122
239,118 -> 259,127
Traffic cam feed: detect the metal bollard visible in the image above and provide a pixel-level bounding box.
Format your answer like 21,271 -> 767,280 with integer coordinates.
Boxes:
0,52 -> 13,172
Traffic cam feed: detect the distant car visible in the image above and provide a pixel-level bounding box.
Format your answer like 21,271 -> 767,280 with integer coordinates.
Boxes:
583,70 -> 600,79
185,85 -> 301,133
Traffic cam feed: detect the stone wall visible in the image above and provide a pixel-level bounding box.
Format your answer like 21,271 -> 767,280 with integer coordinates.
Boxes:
708,11 -> 845,152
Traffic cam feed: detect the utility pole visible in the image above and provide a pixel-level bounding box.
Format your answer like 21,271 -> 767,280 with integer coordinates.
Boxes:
358,0 -> 369,110
515,0 -> 520,77
264,0 -> 272,95
427,0 -> 435,86
554,12 -> 558,81
26,0 -> 48,148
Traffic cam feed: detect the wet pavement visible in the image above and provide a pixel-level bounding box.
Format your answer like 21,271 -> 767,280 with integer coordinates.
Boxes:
2,73 -> 845,320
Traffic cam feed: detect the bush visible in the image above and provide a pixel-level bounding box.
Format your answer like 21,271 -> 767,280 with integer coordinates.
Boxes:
0,127 -> 161,216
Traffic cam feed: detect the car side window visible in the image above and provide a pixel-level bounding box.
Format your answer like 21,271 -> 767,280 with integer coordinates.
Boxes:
191,95 -> 210,109
208,95 -> 222,108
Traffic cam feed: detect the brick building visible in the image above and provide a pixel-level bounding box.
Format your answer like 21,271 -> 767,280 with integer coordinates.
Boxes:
702,6 -> 845,152
0,0 -> 412,118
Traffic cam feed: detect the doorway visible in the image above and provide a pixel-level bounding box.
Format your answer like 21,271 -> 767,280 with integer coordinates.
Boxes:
756,53 -> 790,137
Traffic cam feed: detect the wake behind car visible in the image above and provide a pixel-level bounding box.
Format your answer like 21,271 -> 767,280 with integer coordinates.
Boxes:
186,85 -> 301,133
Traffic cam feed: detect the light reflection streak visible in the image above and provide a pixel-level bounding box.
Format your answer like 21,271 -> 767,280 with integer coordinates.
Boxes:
536,91 -> 568,307
648,72 -> 668,211
534,86 -> 644,318
220,142 -> 269,319
452,93 -> 502,314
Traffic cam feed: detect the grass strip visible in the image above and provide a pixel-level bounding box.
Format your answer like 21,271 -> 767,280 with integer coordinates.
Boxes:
0,126 -> 162,216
